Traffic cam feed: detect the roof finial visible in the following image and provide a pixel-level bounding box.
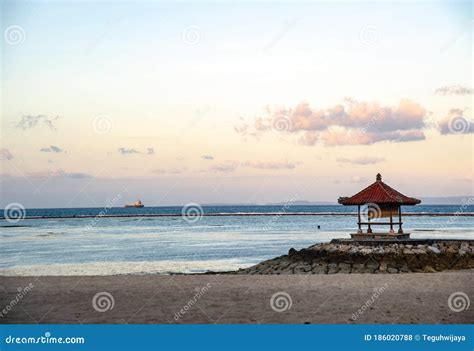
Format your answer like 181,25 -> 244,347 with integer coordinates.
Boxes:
376,173 -> 382,182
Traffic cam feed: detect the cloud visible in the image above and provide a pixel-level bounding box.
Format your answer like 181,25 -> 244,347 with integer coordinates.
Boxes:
40,145 -> 64,153
337,157 -> 385,165
152,167 -> 187,174
201,155 -> 214,160
298,131 -> 319,146
207,160 -> 299,172
209,162 -> 238,173
438,109 -> 474,135
243,161 -> 297,169
118,148 -> 141,155
63,172 -> 93,179
118,147 -> 155,155
238,99 -> 428,146
0,148 -> 13,160
315,128 -> 425,146
27,169 -> 93,179
434,85 -> 473,96
16,115 -> 59,130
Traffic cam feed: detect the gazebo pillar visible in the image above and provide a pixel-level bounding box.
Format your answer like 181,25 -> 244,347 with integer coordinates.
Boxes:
357,205 -> 362,233
389,209 -> 394,234
398,205 -> 403,233
367,216 -> 372,233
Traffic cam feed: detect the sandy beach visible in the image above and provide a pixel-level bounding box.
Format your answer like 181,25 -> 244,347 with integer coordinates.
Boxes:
1,271 -> 472,324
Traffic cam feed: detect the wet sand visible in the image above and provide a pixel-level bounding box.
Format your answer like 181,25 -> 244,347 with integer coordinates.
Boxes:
1,271 -> 473,324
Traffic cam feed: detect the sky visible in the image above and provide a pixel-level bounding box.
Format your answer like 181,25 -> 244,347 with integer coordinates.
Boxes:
0,0 -> 473,208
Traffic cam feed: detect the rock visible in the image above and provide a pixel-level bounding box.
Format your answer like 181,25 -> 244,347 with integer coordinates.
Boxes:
226,240 -> 473,275
338,262 -> 351,273
366,259 -> 379,272
399,264 -> 410,273
311,263 -> 327,274
294,265 -> 312,274
446,246 -> 457,254
327,263 -> 339,274
351,263 -> 367,273
423,266 -> 437,273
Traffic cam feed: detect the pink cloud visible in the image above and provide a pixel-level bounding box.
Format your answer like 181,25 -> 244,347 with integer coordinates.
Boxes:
438,109 -> 473,135
237,98 -> 428,146
243,161 -> 297,170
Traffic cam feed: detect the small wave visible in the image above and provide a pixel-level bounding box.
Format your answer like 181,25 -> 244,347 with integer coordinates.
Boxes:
0,259 -> 255,276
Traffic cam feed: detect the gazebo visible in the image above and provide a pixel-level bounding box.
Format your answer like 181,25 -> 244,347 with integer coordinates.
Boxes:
338,173 -> 421,239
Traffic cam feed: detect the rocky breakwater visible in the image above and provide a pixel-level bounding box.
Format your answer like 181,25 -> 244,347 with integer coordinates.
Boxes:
231,240 -> 474,274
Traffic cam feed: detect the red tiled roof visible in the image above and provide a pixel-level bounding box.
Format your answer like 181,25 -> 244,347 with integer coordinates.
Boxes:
338,173 -> 421,206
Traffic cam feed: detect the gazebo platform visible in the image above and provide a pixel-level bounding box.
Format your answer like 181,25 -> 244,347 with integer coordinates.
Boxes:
350,232 -> 410,240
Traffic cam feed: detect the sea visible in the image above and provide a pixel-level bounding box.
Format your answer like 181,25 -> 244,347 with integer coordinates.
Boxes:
1,205 -> 473,275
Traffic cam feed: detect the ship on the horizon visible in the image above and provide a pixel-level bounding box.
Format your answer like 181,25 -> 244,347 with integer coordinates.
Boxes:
125,200 -> 144,208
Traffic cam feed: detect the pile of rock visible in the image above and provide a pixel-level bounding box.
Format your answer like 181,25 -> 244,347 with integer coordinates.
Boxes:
230,240 -> 474,274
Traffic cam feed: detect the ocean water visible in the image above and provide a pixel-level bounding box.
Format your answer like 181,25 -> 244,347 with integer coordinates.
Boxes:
1,205 -> 473,275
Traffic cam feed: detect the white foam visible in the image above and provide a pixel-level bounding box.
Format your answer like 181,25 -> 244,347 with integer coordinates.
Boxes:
0,259 -> 256,276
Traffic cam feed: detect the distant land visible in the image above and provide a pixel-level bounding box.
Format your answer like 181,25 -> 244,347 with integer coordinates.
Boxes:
203,197 -> 473,206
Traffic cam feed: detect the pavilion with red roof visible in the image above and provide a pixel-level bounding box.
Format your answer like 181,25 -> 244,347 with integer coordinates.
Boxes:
338,173 -> 421,239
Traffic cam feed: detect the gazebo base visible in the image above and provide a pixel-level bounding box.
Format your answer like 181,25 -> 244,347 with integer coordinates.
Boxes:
350,232 -> 410,240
